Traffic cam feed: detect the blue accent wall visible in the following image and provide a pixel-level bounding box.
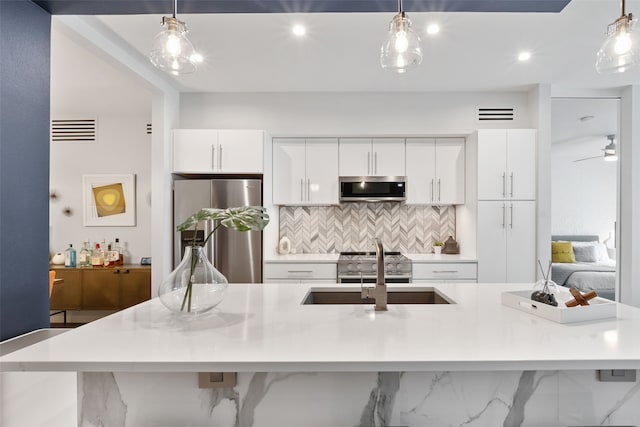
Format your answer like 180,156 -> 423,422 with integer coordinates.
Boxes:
0,0 -> 51,341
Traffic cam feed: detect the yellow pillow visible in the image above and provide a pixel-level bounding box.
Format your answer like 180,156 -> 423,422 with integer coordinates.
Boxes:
552,241 -> 575,263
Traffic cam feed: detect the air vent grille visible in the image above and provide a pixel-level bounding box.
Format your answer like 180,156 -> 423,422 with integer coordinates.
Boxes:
51,118 -> 97,142
477,108 -> 515,122
146,123 -> 152,135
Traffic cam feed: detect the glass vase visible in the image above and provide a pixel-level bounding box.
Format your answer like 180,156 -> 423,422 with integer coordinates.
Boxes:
159,246 -> 228,315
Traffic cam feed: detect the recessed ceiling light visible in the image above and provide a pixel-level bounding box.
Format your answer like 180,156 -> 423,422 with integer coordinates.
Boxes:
292,24 -> 306,37
426,24 -> 440,35
518,51 -> 532,62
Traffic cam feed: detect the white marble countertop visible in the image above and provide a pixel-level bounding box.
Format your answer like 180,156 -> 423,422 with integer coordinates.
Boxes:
2,283 -> 639,373
264,253 -> 340,262
264,253 -> 477,262
406,253 -> 477,262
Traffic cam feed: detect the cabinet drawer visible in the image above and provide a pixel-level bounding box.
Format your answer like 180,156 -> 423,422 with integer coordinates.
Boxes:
413,263 -> 477,280
264,263 -> 337,280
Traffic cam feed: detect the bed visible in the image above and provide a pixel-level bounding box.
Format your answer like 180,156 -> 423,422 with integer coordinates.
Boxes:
551,235 -> 616,301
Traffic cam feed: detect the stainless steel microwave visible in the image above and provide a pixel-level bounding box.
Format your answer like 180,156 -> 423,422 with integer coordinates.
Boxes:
339,176 -> 406,202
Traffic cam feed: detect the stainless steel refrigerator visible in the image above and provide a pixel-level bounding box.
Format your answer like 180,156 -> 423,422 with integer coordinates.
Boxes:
173,177 -> 263,283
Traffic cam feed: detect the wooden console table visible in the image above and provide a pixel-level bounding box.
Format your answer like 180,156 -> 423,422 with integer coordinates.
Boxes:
50,265 -> 151,313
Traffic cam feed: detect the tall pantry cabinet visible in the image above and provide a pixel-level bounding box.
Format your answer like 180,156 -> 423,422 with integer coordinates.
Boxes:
477,129 -> 537,283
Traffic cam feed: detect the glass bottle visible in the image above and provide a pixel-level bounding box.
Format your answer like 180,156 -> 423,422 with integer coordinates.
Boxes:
113,238 -> 124,266
78,241 -> 92,267
91,243 -> 104,267
64,244 -> 76,268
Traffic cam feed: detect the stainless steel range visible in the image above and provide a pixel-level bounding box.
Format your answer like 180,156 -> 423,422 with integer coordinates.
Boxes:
337,251 -> 412,284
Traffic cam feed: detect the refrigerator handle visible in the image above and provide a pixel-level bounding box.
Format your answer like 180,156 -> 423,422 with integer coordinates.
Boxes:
205,220 -> 214,265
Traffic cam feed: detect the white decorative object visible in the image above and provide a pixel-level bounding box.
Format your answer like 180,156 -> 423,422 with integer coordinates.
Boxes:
433,246 -> 442,254
502,288 -> 616,323
278,237 -> 291,255
51,252 -> 65,265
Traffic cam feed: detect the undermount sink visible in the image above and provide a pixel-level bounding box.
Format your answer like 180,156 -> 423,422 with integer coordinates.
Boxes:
302,287 -> 454,305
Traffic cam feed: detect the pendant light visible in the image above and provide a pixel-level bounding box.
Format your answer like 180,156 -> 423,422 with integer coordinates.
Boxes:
149,0 -> 198,75
595,0 -> 639,74
380,0 -> 423,73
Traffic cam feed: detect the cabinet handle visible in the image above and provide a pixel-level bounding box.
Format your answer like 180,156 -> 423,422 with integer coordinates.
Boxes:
211,144 -> 216,169
433,270 -> 459,274
502,172 -> 506,197
510,204 -> 514,228
509,172 -> 514,197
367,152 -> 370,175
287,270 -> 313,274
502,204 -> 506,228
374,152 -> 378,174
219,144 -> 223,170
300,179 -> 304,202
430,179 -> 434,202
437,179 -> 441,202
307,178 -> 311,202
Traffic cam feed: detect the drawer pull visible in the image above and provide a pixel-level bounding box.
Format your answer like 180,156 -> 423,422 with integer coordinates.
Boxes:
287,270 -> 313,273
433,270 -> 459,274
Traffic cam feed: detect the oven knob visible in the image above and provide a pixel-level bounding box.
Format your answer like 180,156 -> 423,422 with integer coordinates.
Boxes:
356,263 -> 362,272
371,264 -> 377,272
347,263 -> 353,272
396,263 -> 402,270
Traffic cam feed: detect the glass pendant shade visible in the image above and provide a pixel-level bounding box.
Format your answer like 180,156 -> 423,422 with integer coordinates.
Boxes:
150,17 -> 197,75
380,12 -> 423,73
596,13 -> 640,73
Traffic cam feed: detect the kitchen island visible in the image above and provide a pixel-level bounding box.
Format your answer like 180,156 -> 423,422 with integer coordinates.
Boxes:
2,283 -> 639,426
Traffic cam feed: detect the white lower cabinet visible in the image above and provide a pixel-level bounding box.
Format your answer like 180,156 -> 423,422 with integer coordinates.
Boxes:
477,200 -> 536,283
412,262 -> 477,283
264,262 -> 337,284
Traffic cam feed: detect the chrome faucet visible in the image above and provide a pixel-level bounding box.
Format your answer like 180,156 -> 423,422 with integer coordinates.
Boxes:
361,239 -> 387,311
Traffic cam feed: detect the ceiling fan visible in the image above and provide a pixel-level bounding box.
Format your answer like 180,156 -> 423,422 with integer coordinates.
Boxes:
573,135 -> 617,162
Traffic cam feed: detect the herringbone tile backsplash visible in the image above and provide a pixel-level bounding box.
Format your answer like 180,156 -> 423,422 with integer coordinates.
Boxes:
279,204 -> 455,253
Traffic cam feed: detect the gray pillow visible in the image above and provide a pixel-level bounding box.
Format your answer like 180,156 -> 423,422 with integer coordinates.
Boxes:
573,245 -> 598,262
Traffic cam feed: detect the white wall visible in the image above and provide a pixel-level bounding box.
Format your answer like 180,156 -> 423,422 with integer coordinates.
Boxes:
49,114 -> 152,262
50,22 -> 152,264
179,92 -> 532,134
550,137 -> 617,241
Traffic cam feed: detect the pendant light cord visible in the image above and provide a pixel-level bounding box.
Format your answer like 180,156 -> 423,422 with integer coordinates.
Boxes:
173,0 -> 177,18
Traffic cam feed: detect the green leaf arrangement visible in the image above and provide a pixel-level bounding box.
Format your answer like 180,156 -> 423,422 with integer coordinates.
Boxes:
176,206 -> 270,312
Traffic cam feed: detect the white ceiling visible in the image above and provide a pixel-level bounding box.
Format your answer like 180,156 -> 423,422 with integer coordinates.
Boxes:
92,0 -> 640,93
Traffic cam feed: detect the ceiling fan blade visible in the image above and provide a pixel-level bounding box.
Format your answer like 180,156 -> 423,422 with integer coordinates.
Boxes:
573,155 -> 602,163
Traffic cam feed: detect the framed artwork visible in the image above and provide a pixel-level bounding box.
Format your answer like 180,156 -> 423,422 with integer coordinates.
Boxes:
83,174 -> 136,226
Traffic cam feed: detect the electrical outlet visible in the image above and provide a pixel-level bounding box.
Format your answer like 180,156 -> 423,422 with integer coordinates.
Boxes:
598,369 -> 637,382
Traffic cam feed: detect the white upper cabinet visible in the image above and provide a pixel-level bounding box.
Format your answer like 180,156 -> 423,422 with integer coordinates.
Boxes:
172,129 -> 218,173
273,138 -> 339,205
339,138 -> 405,176
477,129 -> 536,200
406,138 -> 465,205
272,138 -> 306,204
172,129 -> 265,173
217,130 -> 265,173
